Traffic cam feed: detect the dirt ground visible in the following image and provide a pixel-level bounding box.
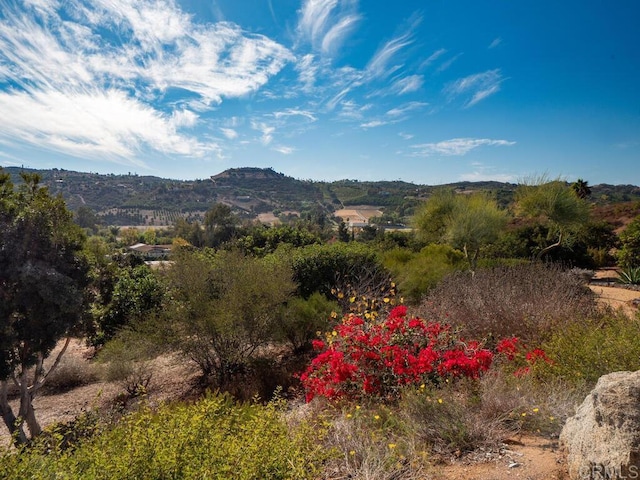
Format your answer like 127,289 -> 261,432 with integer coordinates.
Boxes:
434,436 -> 565,480
589,268 -> 640,316
2,273 -> 639,479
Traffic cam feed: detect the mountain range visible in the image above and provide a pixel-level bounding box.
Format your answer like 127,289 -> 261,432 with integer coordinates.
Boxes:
4,166 -> 640,227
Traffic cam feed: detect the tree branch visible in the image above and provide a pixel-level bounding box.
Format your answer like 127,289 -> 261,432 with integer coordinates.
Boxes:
30,336 -> 72,394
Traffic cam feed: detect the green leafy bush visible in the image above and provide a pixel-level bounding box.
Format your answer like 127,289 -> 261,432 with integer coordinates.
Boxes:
537,312 -> 640,385
618,215 -> 640,268
0,393 -> 331,480
288,242 -> 390,302
383,244 -> 464,304
161,249 -> 296,386
276,292 -> 339,353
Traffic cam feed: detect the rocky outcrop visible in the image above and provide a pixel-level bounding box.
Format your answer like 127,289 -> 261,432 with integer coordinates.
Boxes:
560,370 -> 640,479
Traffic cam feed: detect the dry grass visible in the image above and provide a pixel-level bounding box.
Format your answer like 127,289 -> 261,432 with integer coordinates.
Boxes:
416,262 -> 598,345
42,355 -> 99,394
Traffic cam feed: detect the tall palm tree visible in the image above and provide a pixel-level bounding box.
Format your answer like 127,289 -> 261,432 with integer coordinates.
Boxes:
571,178 -> 592,199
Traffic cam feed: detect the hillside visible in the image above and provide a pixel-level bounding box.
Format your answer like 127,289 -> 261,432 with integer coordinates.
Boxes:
4,166 -> 640,226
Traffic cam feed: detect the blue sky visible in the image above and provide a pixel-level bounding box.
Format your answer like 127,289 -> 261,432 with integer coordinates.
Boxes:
0,0 -> 638,185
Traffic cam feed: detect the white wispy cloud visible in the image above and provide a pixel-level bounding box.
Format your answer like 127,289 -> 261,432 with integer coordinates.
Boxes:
444,69 -> 505,108
410,138 -> 515,157
273,145 -> 295,154
386,101 -> 428,117
488,37 -> 502,49
297,0 -> 360,56
366,31 -> 414,80
360,120 -> 389,129
436,53 -> 463,73
220,128 -> 239,140
0,88 -> 215,163
420,48 -> 447,69
399,132 -> 414,140
251,121 -> 276,145
296,53 -> 319,92
321,14 -> 360,56
358,101 -> 427,130
390,75 -> 423,95
336,100 -> 371,120
0,0 -> 292,166
272,109 -> 318,122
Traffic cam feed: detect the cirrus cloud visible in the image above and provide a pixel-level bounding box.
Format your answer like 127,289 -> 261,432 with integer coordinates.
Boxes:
410,137 -> 515,157
0,0 -> 292,167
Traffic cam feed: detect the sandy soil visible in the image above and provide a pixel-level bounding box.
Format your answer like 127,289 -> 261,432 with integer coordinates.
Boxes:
589,268 -> 640,316
434,436 -> 565,480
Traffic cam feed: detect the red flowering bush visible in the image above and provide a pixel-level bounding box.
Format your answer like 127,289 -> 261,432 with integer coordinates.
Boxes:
495,337 -> 553,377
300,306 -> 496,402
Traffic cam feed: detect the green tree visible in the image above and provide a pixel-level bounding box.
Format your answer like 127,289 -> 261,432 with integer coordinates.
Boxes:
161,249 -> 295,386
120,227 -> 141,247
143,228 -> 157,245
413,189 -> 508,272
204,203 -> 237,248
74,205 -> 100,233
571,178 -> 592,199
618,215 -> 640,268
383,244 -> 465,304
0,171 -> 90,444
515,177 -> 590,259
234,225 -> 321,256
337,220 -> 350,242
92,263 -> 165,346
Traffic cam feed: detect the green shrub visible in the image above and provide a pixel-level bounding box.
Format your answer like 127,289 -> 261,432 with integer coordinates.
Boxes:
0,393 -> 331,480
97,323 -> 164,398
537,312 -> 640,385
618,266 -> 640,285
276,292 -> 339,353
383,244 -> 464,304
618,215 -> 640,268
161,249 -> 296,386
287,242 -> 388,301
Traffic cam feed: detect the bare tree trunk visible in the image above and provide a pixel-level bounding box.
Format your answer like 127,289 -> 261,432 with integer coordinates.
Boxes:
0,380 -> 28,446
0,337 -> 71,444
536,232 -> 563,260
18,368 -> 41,439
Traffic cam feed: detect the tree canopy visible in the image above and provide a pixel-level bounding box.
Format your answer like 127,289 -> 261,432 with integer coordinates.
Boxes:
413,189 -> 508,272
515,177 -> 590,259
0,171 -> 90,443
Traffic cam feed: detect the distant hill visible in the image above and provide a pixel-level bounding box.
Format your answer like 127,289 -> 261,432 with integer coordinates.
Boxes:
3,166 -> 639,227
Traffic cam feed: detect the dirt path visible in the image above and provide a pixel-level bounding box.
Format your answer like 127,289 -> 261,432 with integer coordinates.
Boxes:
589,284 -> 640,316
435,436 -> 564,480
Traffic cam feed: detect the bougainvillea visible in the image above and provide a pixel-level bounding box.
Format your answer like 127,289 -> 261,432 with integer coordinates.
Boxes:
300,306 -> 495,402
300,306 -> 552,402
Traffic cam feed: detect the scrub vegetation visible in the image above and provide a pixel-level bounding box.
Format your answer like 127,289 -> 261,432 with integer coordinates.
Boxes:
2,168 -> 640,479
